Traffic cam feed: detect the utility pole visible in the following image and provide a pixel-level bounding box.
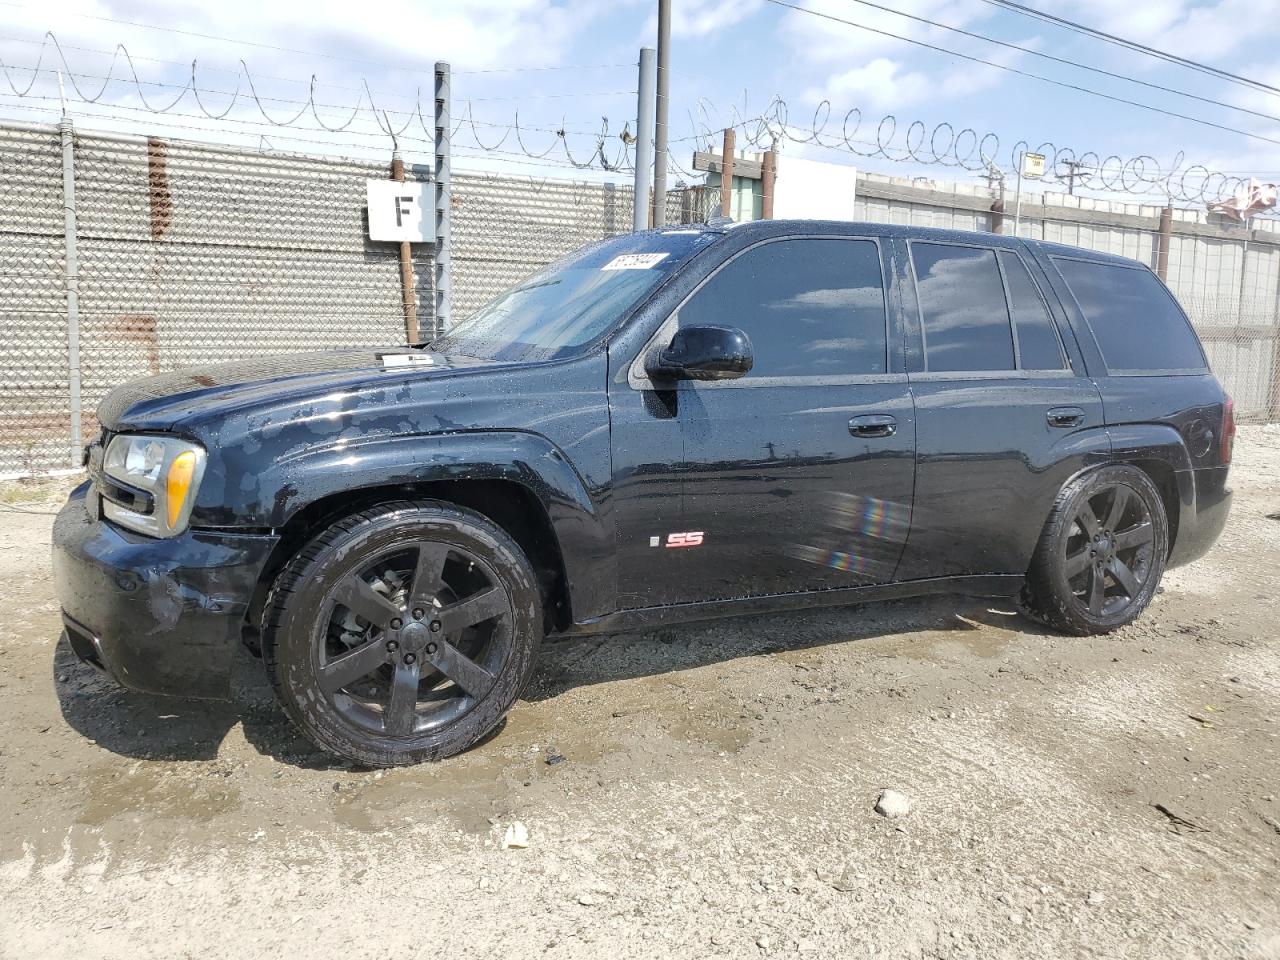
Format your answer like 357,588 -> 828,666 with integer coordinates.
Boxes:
633,48 -> 656,232
1062,160 -> 1085,196
719,127 -> 736,219
651,0 -> 671,227
982,164 -> 1005,234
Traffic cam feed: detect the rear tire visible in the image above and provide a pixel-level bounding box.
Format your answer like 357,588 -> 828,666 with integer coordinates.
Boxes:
1021,465 -> 1169,636
262,500 -> 542,767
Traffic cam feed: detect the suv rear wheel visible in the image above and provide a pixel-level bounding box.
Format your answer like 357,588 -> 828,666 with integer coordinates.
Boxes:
1022,465 -> 1169,635
263,500 -> 542,767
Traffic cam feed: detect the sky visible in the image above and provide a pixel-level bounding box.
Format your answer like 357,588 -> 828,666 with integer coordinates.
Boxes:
1,0 -> 1278,203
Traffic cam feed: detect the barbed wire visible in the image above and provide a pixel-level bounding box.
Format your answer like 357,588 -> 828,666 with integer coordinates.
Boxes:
690,96 -> 1263,206
0,32 -> 636,172
1,32 -> 1269,202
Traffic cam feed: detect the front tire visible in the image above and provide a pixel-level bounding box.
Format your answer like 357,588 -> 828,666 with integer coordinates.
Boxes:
263,500 -> 543,767
1022,465 -> 1169,636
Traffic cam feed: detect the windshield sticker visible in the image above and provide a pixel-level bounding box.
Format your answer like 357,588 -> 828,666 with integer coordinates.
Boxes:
601,252 -> 670,271
379,353 -> 437,368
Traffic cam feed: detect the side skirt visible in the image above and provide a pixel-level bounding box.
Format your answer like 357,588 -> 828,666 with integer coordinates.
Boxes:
559,574 -> 1024,637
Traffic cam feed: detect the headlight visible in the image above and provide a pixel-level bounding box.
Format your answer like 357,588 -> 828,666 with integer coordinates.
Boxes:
101,434 -> 207,537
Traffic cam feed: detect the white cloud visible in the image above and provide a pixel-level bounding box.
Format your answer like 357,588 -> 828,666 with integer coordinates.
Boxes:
780,0 -> 996,64
1046,0 -> 1274,61
669,0 -> 765,37
805,58 -> 932,111
781,0 -> 1028,112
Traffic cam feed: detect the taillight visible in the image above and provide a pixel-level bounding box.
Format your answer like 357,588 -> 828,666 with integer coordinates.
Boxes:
1221,396 -> 1236,464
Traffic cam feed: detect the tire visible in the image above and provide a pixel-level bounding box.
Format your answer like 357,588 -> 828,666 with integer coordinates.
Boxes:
1021,464 -> 1169,636
262,499 -> 543,767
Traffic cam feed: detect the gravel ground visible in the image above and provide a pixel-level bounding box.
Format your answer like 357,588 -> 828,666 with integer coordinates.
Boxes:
1,427 -> 1278,960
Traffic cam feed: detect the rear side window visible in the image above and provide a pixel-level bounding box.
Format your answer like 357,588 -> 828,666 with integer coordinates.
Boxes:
910,243 -> 1014,372
1052,258 -> 1206,372
999,251 -> 1066,370
678,237 -> 887,378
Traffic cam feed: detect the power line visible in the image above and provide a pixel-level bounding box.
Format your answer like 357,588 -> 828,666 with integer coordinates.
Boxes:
762,0 -> 1280,148
835,0 -> 1280,125
975,0 -> 1280,98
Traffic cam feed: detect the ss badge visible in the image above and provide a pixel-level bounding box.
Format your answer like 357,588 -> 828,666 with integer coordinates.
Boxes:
650,531 -> 705,549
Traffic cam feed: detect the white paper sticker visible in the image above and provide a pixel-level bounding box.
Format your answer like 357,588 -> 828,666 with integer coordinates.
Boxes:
380,353 -> 437,368
601,253 -> 669,271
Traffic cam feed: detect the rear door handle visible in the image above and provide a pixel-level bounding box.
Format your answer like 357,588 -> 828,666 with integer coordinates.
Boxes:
849,414 -> 897,438
1047,406 -> 1085,428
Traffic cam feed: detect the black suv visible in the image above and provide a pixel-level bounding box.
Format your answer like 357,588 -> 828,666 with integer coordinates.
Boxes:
52,221 -> 1234,766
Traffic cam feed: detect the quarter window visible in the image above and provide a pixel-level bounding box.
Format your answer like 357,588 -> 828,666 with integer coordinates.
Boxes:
999,251 -> 1066,370
911,243 -> 1014,372
677,238 -> 888,378
1053,258 -> 1207,372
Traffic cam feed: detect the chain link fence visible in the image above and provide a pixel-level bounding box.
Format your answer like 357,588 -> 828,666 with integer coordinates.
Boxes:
0,125 -> 70,476
2,117 -> 1276,477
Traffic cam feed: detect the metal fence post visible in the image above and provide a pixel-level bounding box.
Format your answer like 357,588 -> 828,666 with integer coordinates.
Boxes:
633,48 -> 656,232
434,62 -> 452,335
59,114 -> 82,466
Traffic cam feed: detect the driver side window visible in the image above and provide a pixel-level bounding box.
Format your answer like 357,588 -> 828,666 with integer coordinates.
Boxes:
678,238 -> 888,378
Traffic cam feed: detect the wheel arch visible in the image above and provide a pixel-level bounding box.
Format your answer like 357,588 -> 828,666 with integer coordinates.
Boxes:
1106,422 -> 1196,558
241,432 -> 613,644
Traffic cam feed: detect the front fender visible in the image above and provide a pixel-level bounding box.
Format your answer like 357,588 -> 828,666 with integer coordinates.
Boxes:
195,430 -> 615,622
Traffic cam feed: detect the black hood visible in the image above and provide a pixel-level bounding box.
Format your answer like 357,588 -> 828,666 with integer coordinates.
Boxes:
97,348 -> 505,432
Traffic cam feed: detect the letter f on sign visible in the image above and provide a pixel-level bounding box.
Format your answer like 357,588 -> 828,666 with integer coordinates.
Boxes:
395,196 -> 413,227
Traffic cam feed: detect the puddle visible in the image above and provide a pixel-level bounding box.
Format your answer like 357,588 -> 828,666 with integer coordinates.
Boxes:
77,764 -> 241,827
332,760 -> 515,835
664,712 -> 751,753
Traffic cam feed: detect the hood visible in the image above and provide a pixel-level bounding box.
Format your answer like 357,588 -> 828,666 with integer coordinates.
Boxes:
97,348 -> 505,432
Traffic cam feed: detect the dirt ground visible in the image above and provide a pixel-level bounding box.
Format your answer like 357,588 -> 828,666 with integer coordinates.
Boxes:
1,428 -> 1278,960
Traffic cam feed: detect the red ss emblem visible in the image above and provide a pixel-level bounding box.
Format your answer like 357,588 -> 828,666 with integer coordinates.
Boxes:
665,531 -> 704,548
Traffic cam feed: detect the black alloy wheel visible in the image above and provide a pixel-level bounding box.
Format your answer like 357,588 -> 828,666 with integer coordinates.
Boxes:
1023,464 -> 1169,635
264,500 -> 543,766
1063,482 -> 1156,618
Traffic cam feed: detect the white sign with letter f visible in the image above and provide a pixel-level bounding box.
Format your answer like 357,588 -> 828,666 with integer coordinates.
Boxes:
366,179 -> 435,243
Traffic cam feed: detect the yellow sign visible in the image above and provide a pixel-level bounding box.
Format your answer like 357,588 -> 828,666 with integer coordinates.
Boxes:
1022,152 -> 1046,178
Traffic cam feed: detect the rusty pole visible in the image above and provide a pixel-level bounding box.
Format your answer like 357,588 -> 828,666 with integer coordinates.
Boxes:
1156,203 -> 1173,280
390,149 -> 419,344
760,143 -> 776,219
719,127 -> 735,219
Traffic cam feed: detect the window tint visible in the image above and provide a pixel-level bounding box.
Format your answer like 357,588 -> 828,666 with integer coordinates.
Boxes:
677,238 -> 887,378
911,243 -> 1014,372
1053,258 -> 1207,372
999,251 -> 1066,370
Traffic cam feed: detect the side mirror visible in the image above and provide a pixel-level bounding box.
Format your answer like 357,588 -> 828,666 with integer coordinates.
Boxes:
646,325 -> 753,382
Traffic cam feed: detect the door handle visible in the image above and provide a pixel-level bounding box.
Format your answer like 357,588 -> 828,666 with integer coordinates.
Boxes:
1047,406 -> 1085,428
849,414 -> 897,438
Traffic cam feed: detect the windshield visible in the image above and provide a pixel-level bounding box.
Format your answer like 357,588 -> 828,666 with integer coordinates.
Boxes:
430,230 -> 720,362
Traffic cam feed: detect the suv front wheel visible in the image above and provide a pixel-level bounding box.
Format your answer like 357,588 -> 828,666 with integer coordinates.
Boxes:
1022,464 -> 1170,635
263,500 -> 543,767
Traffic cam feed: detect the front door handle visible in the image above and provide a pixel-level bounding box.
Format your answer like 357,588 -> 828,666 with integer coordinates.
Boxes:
1047,406 -> 1085,428
849,414 -> 897,438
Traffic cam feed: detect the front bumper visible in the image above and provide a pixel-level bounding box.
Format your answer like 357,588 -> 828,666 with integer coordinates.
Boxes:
51,482 -> 279,699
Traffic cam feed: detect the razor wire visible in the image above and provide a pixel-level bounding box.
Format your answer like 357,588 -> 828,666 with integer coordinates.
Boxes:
0,32 -> 636,174
687,95 -> 1264,206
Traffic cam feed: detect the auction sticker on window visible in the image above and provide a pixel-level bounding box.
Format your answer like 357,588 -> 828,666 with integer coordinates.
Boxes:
601,253 -> 670,271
